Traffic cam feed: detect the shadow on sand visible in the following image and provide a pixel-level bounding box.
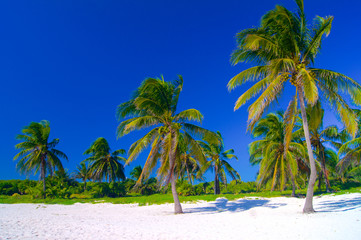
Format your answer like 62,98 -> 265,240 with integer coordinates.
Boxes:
185,198 -> 286,214
316,195 -> 361,212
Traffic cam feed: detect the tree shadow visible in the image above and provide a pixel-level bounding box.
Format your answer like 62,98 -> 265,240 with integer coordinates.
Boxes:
316,195 -> 361,212
185,198 -> 286,214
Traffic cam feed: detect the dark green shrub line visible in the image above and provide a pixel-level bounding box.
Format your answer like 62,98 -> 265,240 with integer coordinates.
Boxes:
1,177 -> 360,205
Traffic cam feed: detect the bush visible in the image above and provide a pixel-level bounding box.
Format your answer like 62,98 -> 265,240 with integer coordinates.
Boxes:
177,181 -> 195,196
223,180 -> 257,194
69,193 -> 92,199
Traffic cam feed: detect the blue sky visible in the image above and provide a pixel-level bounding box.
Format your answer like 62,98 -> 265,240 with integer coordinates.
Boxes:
1,0 -> 361,182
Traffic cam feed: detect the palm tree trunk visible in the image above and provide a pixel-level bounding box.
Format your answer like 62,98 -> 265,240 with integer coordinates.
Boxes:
169,130 -> 183,214
83,179 -> 87,192
320,146 -> 331,192
298,87 -> 316,213
214,165 -> 220,194
317,172 -> 323,190
288,164 -> 296,197
186,167 -> 193,185
41,159 -> 46,199
170,174 -> 183,214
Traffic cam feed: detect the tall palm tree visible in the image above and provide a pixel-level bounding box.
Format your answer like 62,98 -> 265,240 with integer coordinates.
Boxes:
84,137 -> 126,183
74,162 -> 92,192
250,112 -> 306,196
228,0 -> 361,212
199,131 -> 240,194
117,76 -> 215,214
14,120 -> 68,198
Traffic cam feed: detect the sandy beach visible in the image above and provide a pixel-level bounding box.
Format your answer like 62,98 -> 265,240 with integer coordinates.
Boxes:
1,193 -> 361,240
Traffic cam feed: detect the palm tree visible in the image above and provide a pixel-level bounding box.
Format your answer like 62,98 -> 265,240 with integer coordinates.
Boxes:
338,110 -> 361,174
74,162 -> 92,191
14,120 -> 68,198
250,112 -> 306,196
130,165 -> 143,181
117,76 -> 215,214
84,137 -> 126,183
175,133 -> 204,185
228,0 -> 361,212
199,131 -> 240,194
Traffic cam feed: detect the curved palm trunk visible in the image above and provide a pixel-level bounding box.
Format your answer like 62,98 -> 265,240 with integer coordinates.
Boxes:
214,165 -> 220,194
41,159 -> 46,199
169,131 -> 183,214
170,174 -> 183,214
298,88 -> 316,213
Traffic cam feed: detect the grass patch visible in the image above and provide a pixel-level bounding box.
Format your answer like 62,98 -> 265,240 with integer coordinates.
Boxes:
1,187 -> 360,205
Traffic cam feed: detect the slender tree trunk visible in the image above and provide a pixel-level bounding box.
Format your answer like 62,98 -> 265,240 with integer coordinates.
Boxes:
289,166 -> 296,197
83,179 -> 87,192
318,172 -> 323,191
169,130 -> 183,214
186,167 -> 193,185
320,146 -> 331,192
298,87 -> 317,213
41,159 -> 46,199
170,174 -> 183,214
214,165 -> 220,194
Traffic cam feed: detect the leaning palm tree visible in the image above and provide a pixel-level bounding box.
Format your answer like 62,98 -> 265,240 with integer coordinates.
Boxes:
250,112 -> 306,196
74,162 -> 92,192
228,0 -> 361,212
14,120 -> 68,198
117,76 -> 215,214
199,131 -> 240,194
84,137 -> 126,183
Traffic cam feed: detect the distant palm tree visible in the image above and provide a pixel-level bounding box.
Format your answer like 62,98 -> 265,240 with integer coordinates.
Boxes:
304,101 -> 345,192
228,0 -> 361,212
130,165 -> 143,181
117,76 -> 216,214
338,110 -> 361,174
74,162 -> 92,191
250,112 -> 306,196
175,133 -> 204,185
84,137 -> 126,183
199,131 -> 240,194
14,120 -> 68,198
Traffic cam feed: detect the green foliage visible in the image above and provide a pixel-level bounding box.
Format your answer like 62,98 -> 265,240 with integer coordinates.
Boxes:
176,180 -> 196,196
224,180 -> 258,194
84,137 -> 126,182
0,180 -> 37,195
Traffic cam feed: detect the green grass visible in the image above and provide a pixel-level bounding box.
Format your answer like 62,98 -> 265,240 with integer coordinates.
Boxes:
1,187 -> 360,205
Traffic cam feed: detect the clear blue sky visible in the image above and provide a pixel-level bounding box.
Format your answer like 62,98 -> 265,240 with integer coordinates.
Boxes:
1,0 -> 360,182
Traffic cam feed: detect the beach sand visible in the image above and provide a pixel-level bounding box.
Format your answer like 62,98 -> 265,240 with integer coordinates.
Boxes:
1,193 -> 360,240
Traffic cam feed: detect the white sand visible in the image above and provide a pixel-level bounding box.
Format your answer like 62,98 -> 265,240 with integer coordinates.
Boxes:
1,193 -> 361,240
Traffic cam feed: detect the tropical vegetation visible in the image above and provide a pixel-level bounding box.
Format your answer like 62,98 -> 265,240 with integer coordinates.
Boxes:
13,120 -> 68,198
227,0 -> 361,212
116,76 -> 218,213
8,0 -> 361,215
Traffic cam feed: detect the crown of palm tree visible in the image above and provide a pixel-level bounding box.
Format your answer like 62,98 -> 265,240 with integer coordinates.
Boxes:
14,120 -> 68,177
228,0 -> 361,213
228,0 -> 361,135
84,137 -> 126,183
117,76 -> 216,186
